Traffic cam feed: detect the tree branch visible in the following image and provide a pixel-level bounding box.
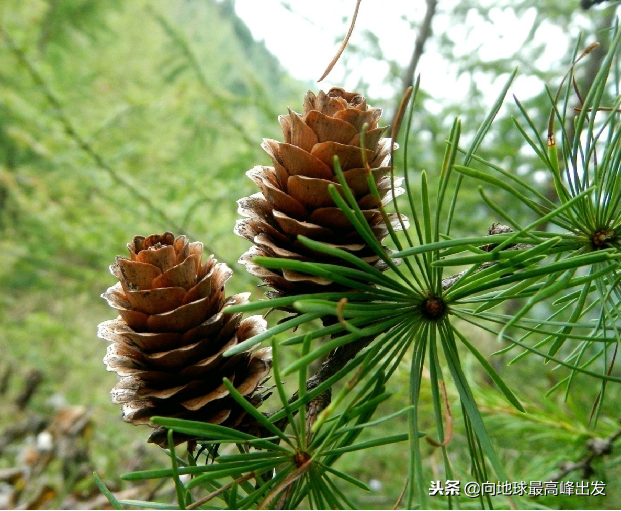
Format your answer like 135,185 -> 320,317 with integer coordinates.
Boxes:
580,0 -> 614,10
391,0 -> 438,128
549,427 -> 621,481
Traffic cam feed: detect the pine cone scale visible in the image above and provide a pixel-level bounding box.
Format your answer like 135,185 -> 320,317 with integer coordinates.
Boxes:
308,206 -> 375,229
179,383 -> 229,411
338,166 -> 391,194
144,296 -> 213,333
262,140 -> 333,179
304,110 -> 357,143
310,141 -> 374,169
151,254 -> 198,289
287,175 -> 343,209
249,168 -> 308,218
116,259 -> 162,290
272,210 -> 334,239
134,245 -> 176,271
125,287 -> 186,315
280,108 -> 318,151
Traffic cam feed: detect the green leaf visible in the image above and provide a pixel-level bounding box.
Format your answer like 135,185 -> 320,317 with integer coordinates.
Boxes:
117,501 -> 177,510
322,433 -> 412,456
223,292 -> 370,314
222,378 -> 294,446
93,472 -> 123,510
223,312 -> 322,357
185,460 -> 281,490
270,338 -> 300,441
253,255 -> 404,298
282,316 -> 404,376
336,405 -> 415,434
216,451 -> 288,463
446,69 -> 517,235
393,233 -> 549,258
150,417 -> 289,452
453,165 -> 549,216
239,466 -> 294,508
449,250 -> 616,302
167,430 -> 186,509
296,235 -> 415,295
319,463 -> 371,492
407,326 -> 428,508
330,158 -> 413,283
452,327 -> 524,412
439,323 -> 508,481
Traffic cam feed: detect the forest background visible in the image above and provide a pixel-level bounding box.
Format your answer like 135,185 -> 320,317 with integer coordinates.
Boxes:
0,0 -> 620,509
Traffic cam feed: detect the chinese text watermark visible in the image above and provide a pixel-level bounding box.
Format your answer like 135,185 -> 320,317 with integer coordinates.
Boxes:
429,480 -> 606,498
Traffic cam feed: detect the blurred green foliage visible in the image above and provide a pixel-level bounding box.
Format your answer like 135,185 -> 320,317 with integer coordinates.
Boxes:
0,0 -> 305,502
0,0 -> 620,509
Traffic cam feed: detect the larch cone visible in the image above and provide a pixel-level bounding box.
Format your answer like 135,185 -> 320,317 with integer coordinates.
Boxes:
235,87 -> 408,297
98,233 -> 272,446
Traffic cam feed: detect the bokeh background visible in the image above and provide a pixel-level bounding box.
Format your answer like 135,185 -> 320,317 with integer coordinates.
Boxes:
1,0 -> 620,508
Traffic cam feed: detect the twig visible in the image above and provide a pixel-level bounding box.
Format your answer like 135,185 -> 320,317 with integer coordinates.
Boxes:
186,471 -> 256,510
392,478 -> 409,510
391,0 -> 437,128
0,365 -> 11,395
1,31 -> 176,229
22,484 -> 56,510
258,460 -> 311,510
549,427 -> 621,481
15,369 -> 43,410
37,0 -> 60,53
391,86 -> 413,143
317,0 -> 362,82
0,415 -> 48,455
282,336 -> 375,417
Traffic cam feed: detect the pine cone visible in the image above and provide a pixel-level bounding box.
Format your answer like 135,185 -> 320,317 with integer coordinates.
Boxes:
235,87 -> 407,297
98,233 -> 272,446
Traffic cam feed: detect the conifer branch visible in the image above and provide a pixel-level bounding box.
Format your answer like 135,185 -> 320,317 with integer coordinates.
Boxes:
549,427 -> 621,481
391,0 -> 438,127
272,223 -> 519,430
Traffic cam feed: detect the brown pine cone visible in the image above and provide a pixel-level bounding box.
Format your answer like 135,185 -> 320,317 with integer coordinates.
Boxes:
235,87 -> 407,297
98,233 -> 272,446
